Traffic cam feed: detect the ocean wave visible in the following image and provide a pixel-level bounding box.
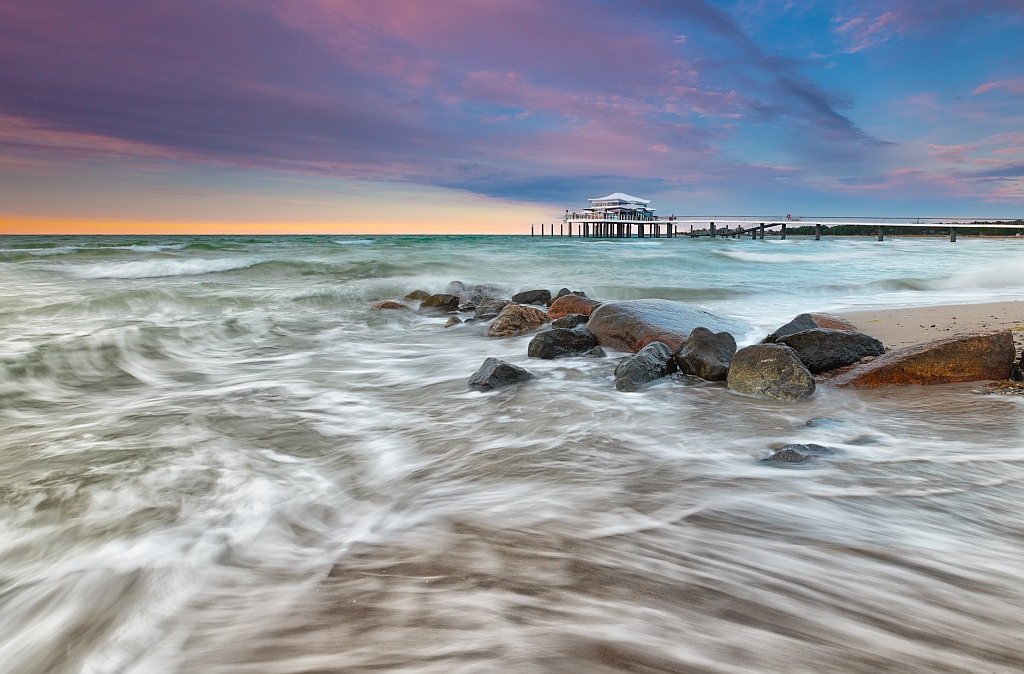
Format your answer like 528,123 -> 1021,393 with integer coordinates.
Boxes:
715,249 -> 882,264
333,239 -> 375,245
65,257 -> 261,279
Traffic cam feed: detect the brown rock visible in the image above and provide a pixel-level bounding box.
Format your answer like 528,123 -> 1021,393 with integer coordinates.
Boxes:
726,344 -> 815,401
548,294 -> 602,320
825,330 -> 1015,388
486,304 -> 550,338
585,299 -> 748,353
405,290 -> 430,301
372,301 -> 409,310
810,312 -> 858,331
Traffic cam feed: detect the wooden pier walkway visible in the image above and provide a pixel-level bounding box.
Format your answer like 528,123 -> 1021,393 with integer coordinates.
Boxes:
531,215 -> 1024,242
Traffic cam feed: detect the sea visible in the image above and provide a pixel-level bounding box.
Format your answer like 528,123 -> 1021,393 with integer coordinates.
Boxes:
1,234 -> 1023,674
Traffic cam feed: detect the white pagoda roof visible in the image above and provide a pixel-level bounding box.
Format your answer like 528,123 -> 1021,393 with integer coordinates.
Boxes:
589,193 -> 651,204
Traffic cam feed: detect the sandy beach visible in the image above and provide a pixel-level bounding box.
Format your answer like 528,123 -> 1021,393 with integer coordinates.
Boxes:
840,300 -> 1024,351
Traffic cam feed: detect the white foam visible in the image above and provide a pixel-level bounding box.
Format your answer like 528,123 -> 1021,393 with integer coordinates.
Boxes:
333,239 -> 375,245
65,258 -> 261,279
715,249 -> 882,264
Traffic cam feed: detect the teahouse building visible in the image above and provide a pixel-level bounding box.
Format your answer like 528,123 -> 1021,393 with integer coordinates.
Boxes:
579,193 -> 655,221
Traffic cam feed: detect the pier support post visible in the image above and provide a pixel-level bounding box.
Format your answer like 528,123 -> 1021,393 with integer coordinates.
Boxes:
759,223 -> 764,240
950,227 -> 957,242
877,225 -> 884,242
751,228 -> 756,239
561,224 -> 564,236
781,223 -> 787,240
815,223 -> 821,241
710,222 -> 716,238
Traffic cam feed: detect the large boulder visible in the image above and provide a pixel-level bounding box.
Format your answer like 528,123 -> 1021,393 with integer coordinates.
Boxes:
727,344 -> 815,401
613,342 -> 676,391
809,312 -> 858,331
419,294 -> 461,313
372,301 -> 409,310
762,313 -> 819,343
777,328 -> 885,374
468,358 -> 534,391
551,313 -> 589,329
474,298 -> 512,320
511,289 -> 552,306
527,327 -> 598,359
586,299 -> 748,353
548,294 -> 602,320
824,330 -> 1015,388
674,327 -> 736,381
486,304 -> 550,338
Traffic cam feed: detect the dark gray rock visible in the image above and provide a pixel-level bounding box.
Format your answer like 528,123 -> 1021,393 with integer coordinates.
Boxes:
551,313 -> 589,329
674,327 -> 737,381
527,327 -> 598,359
419,294 -> 461,313
763,313 -> 819,343
474,298 -> 512,320
512,289 -> 552,306
765,443 -> 833,464
727,344 -> 815,400
444,316 -> 462,328
468,358 -> 534,391
613,341 -> 676,391
1010,355 -> 1023,382
458,302 -> 477,313
777,328 -> 885,374
587,346 -> 606,358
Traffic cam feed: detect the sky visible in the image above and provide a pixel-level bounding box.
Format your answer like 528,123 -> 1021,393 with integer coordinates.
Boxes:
1,0 -> 1022,234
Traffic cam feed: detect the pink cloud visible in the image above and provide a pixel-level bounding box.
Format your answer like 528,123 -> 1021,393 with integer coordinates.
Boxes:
833,11 -> 906,53
972,78 -> 1024,96
928,144 -> 976,163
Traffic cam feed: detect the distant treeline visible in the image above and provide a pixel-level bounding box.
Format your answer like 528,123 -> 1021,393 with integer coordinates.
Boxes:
783,223 -> 1024,237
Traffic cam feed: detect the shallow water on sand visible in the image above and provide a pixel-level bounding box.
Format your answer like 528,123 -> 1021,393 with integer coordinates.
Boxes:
1,235 -> 1023,674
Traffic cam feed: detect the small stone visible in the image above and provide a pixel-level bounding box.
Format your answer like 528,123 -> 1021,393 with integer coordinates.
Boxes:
372,301 -> 410,310
547,295 -> 603,320
727,344 -> 815,401
587,346 -> 606,358
444,316 -> 463,328
527,327 -> 598,359
614,341 -> 676,391
468,357 -> 534,391
551,313 -> 589,329
405,290 -> 430,301
674,327 -> 737,381
765,443 -> 833,464
486,304 -> 550,338
419,294 -> 461,313
512,289 -> 552,306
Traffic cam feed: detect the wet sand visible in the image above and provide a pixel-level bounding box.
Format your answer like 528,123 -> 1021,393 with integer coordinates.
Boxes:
839,300 -> 1024,350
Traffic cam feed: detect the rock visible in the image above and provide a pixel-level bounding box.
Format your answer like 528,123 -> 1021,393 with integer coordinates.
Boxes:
776,328 -> 885,374
486,304 -> 550,338
418,294 -> 461,313
824,330 -> 1016,388
512,289 -> 552,306
547,295 -> 602,320
674,327 -> 737,381
586,346 -> 606,358
444,316 -> 463,328
809,312 -> 858,331
405,290 -> 430,301
1011,356 -> 1023,382
548,288 -> 587,306
765,444 -> 833,464
587,299 -> 748,353
727,344 -> 815,401
527,327 -> 598,359
468,358 -> 534,391
613,341 -> 676,391
551,313 -> 590,329
372,301 -> 409,310
763,313 -> 819,343
458,302 -> 477,313
445,281 -> 466,293
473,284 -> 504,298
474,298 -> 512,320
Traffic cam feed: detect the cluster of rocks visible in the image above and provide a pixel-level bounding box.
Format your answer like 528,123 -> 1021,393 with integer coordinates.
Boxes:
373,287 -> 1020,398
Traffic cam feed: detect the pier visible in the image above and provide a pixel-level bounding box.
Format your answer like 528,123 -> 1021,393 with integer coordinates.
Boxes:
530,194 -> 1024,242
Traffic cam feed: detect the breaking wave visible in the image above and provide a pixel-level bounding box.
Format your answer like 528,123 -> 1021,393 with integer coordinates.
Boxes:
64,257 -> 262,279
